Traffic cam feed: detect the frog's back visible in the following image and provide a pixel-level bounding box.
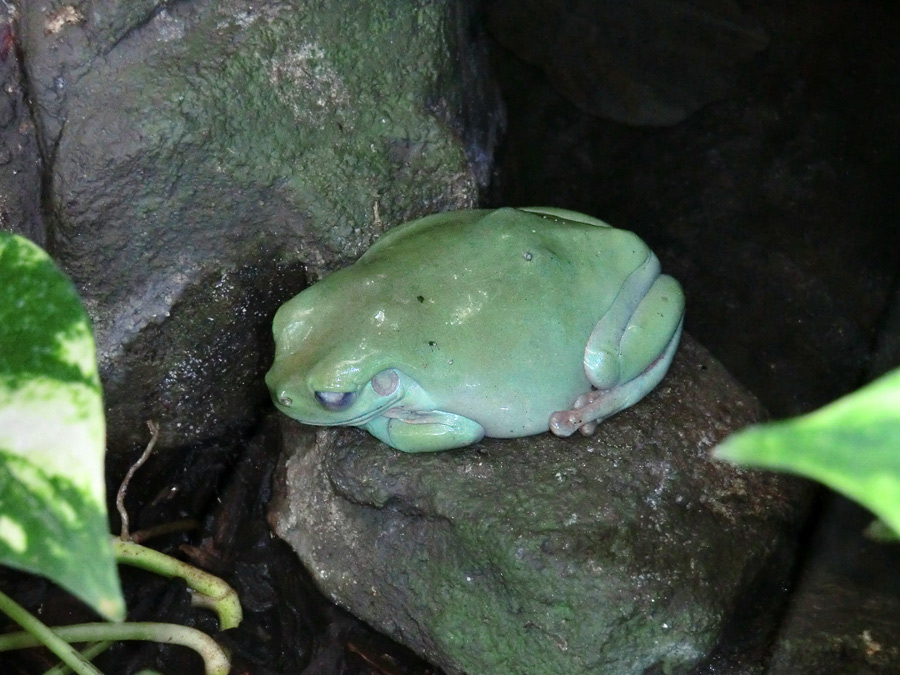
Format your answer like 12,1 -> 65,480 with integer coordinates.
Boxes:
327,207 -> 654,436
361,207 -> 648,285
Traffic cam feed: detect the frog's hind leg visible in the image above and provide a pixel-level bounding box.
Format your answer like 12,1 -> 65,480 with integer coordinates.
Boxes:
549,270 -> 684,437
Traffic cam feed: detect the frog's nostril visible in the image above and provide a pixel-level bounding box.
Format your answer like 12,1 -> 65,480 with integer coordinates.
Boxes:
315,391 -> 356,411
278,395 -> 293,407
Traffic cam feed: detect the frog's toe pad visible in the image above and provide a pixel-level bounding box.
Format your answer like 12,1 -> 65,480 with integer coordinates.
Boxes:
578,420 -> 598,436
549,410 -> 579,437
549,390 -> 606,437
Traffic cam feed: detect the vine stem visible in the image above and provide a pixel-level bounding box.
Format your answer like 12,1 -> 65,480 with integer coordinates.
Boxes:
0,588 -> 102,675
117,420 -> 160,540
112,537 -> 243,630
0,621 -> 230,675
43,642 -> 112,675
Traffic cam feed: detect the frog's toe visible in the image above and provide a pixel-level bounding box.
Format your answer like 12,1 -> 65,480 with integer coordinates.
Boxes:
549,410 -> 598,437
578,419 -> 598,436
574,390 -> 603,409
572,392 -> 590,409
550,390 -> 606,438
549,410 -> 580,437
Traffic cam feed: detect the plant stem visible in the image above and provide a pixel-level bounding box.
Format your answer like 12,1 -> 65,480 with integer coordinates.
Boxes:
116,420 -> 160,540
112,537 -> 243,630
44,642 -> 112,675
0,589 -> 102,675
0,622 -> 230,675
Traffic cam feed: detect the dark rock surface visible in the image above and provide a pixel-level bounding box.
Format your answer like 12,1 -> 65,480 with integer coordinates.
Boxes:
19,0 -> 500,452
484,0 -> 768,126
767,496 -> 900,675
0,6 -> 43,245
270,335 -> 810,674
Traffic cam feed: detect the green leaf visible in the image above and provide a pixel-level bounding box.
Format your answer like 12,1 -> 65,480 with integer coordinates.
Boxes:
0,232 -> 124,621
714,367 -> 900,539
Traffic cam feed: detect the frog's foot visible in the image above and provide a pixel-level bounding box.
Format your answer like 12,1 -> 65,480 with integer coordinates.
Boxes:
365,411 -> 485,453
549,389 -> 621,437
549,316 -> 682,438
548,390 -> 604,437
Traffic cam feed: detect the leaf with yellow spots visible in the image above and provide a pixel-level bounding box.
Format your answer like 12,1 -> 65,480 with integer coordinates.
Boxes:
0,232 -> 124,621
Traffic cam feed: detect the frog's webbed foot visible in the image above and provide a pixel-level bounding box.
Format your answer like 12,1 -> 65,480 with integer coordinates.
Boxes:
549,316 -> 683,438
549,390 -> 614,437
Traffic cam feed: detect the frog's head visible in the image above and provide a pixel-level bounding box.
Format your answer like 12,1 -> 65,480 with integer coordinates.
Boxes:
265,291 -> 417,426
265,354 -> 409,427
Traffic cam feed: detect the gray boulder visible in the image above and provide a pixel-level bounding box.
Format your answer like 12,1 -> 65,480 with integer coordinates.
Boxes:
20,0 -> 499,451
270,334 -> 809,674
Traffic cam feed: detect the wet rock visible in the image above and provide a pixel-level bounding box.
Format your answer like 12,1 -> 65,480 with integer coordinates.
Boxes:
19,1 -> 501,452
270,334 -> 810,674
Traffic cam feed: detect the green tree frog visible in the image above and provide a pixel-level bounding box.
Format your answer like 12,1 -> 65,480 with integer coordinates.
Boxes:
266,207 -> 684,452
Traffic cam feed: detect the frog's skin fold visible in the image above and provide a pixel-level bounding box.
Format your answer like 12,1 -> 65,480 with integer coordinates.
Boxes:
266,207 -> 685,452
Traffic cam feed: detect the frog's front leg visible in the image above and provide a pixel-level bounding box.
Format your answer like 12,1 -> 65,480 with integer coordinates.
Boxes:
364,411 -> 485,453
550,257 -> 685,437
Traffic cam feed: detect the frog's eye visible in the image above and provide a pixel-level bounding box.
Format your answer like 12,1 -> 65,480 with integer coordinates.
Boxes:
315,391 -> 357,411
